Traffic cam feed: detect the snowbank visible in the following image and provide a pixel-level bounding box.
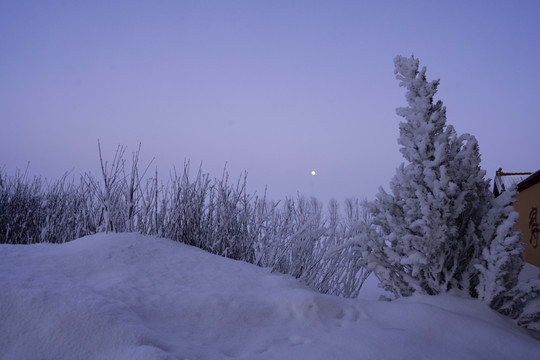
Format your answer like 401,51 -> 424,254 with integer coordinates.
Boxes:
1,233 -> 538,359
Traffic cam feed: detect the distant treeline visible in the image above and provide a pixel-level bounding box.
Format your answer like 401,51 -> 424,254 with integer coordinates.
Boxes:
0,144 -> 369,298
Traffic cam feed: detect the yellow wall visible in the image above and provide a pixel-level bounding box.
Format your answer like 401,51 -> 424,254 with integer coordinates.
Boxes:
515,182 -> 540,267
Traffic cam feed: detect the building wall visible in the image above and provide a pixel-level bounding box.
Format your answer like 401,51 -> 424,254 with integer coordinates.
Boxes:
515,182 -> 540,267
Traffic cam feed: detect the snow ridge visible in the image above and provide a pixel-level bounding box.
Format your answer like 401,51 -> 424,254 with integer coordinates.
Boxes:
1,233 -> 538,359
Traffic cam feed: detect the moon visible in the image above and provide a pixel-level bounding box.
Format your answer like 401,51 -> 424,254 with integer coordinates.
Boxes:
311,170 -> 316,176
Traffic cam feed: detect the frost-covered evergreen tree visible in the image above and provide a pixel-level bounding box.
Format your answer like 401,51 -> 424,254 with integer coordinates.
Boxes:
476,188 -> 523,305
477,188 -> 540,331
363,55 -> 531,307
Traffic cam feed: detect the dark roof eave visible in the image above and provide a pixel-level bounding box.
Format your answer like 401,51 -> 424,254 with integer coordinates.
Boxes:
518,169 -> 540,192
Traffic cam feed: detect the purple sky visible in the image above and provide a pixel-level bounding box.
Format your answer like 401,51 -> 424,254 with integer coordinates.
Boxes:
1,1 -> 539,203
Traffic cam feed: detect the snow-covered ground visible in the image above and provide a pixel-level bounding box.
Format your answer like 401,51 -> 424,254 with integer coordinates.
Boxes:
1,233 -> 539,360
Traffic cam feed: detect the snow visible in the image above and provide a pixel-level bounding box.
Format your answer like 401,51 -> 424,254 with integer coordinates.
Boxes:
494,173 -> 531,196
1,233 -> 539,360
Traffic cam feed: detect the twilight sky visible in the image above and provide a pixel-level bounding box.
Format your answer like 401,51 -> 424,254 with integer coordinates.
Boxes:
1,1 -> 539,203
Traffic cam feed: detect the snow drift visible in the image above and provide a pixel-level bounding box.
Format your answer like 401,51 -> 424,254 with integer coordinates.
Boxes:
1,233 -> 539,359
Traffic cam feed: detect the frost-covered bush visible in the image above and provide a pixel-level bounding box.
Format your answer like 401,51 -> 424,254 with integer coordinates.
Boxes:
362,55 -> 540,330
208,171 -> 256,261
270,196 -> 326,278
303,198 -> 371,297
0,169 -> 92,244
162,162 -> 213,249
0,148 -> 340,284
